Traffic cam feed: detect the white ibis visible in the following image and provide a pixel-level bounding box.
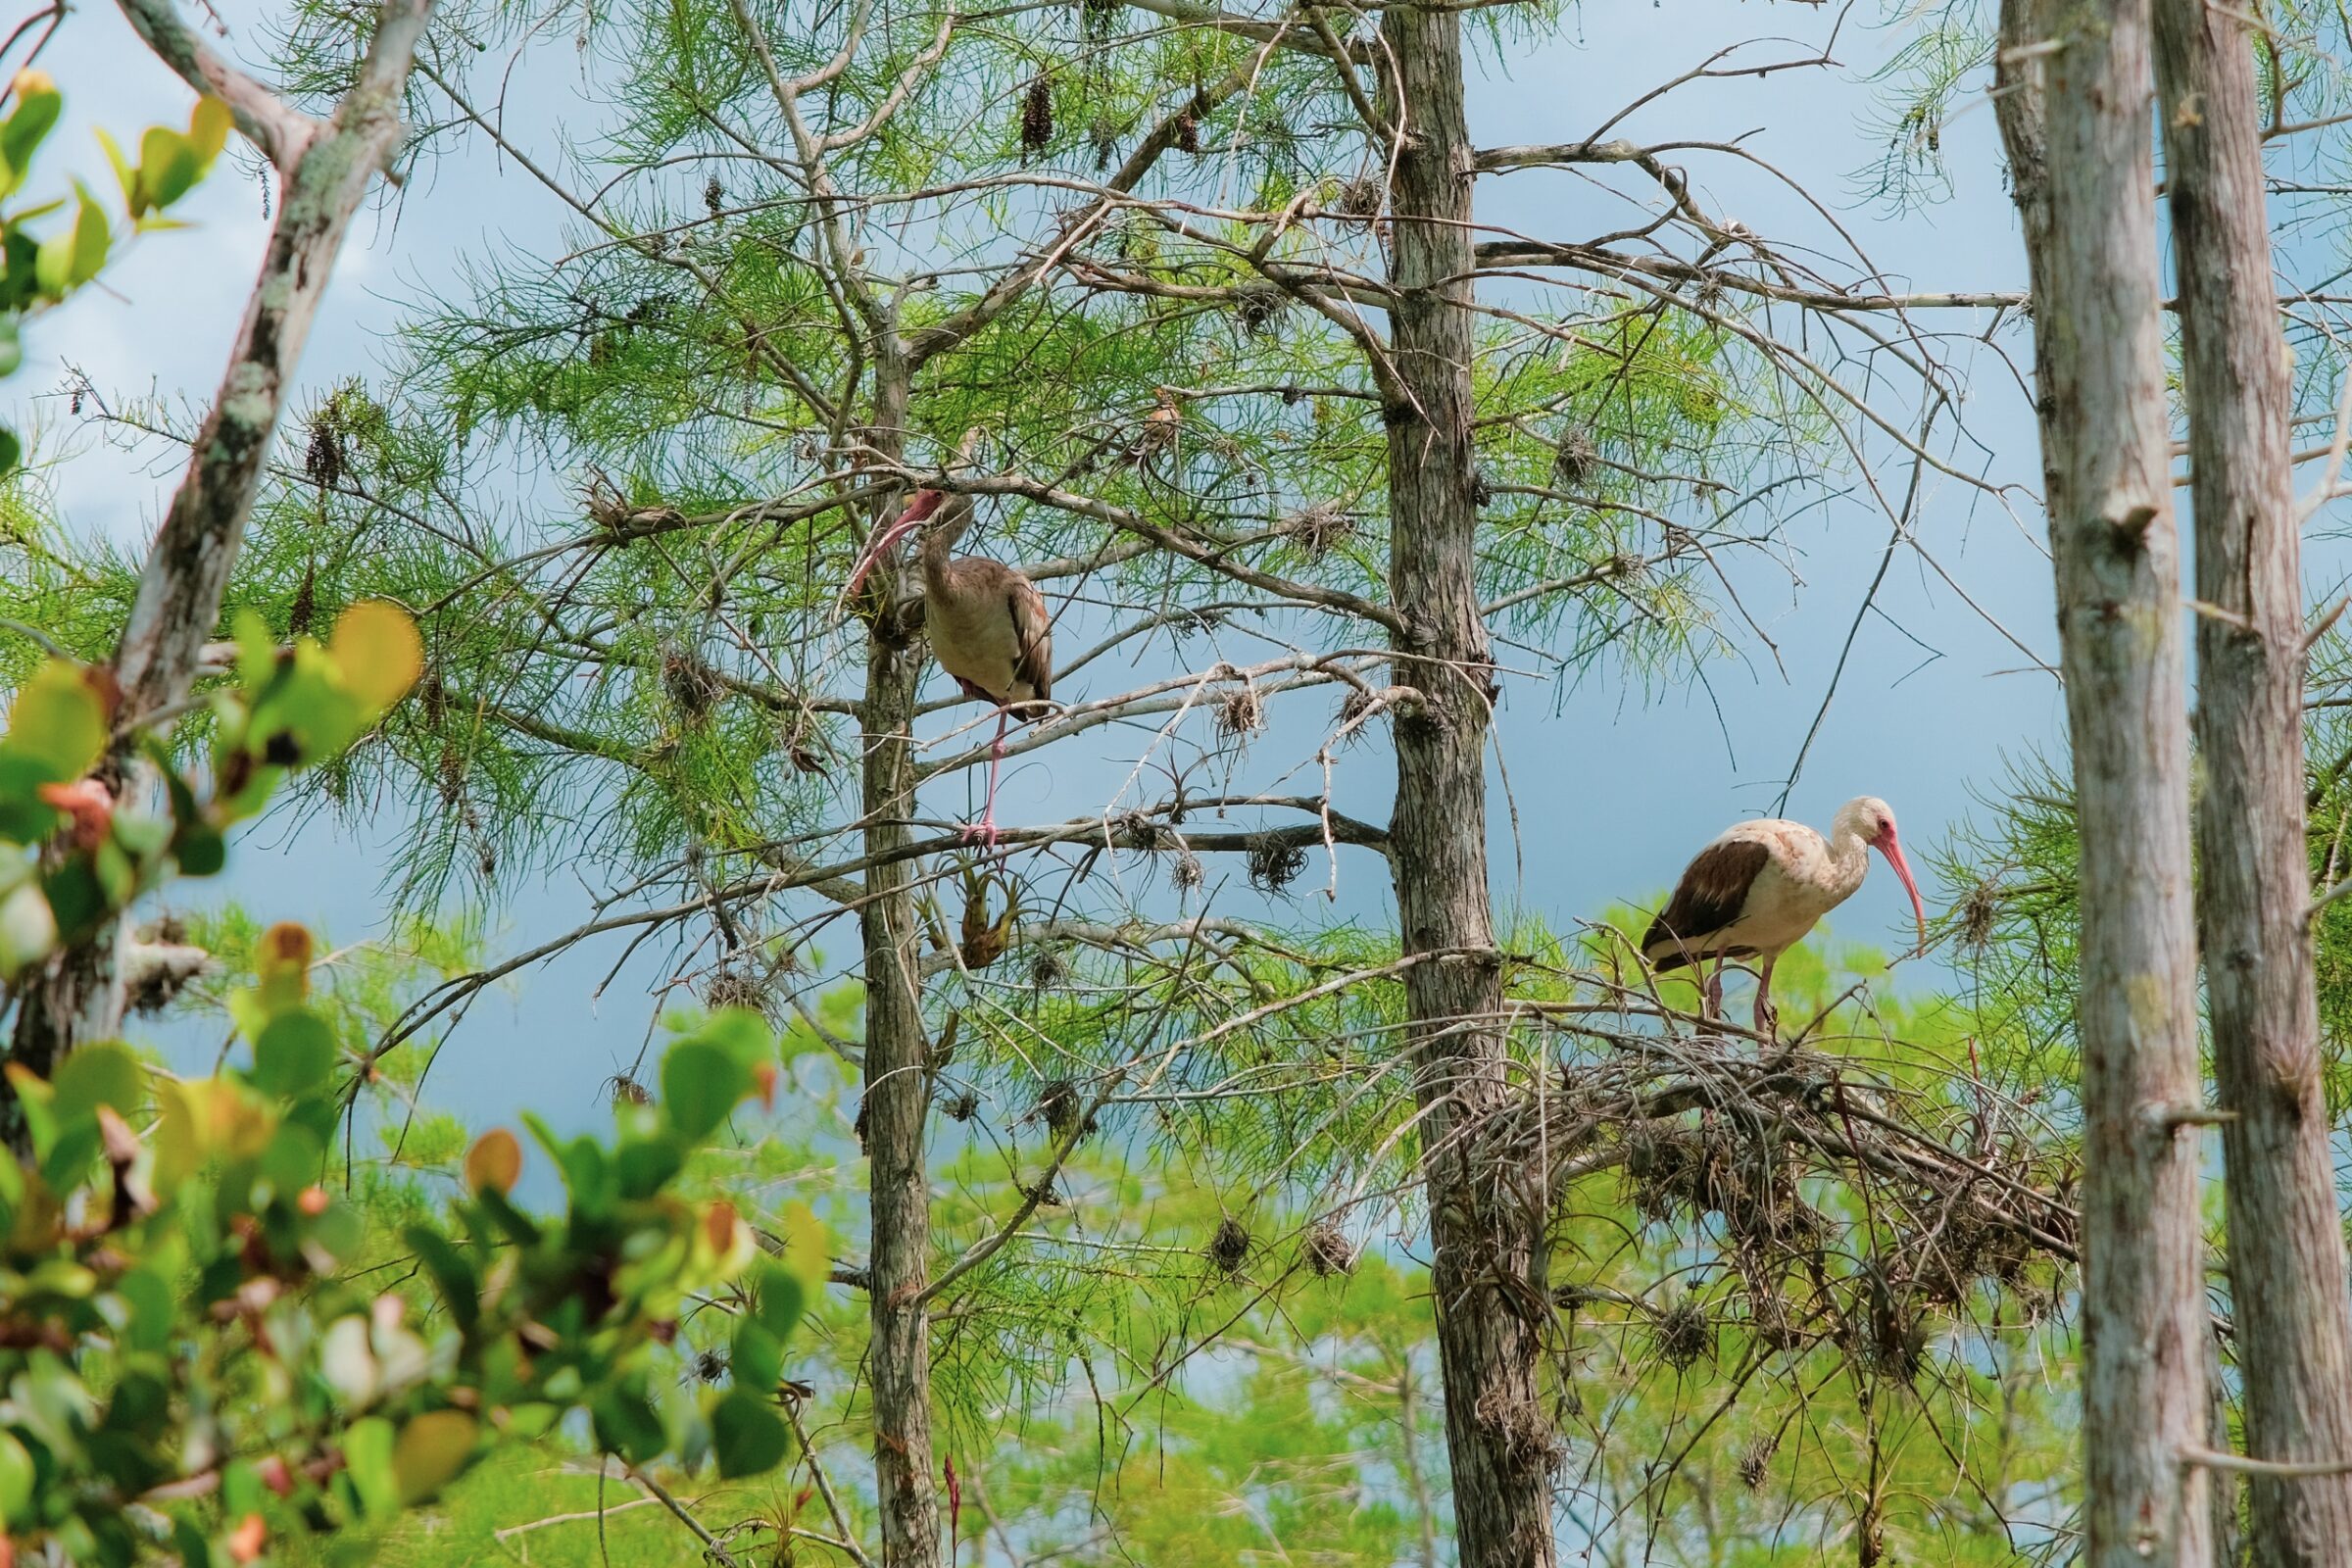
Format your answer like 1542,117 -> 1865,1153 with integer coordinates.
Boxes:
844,489 -> 1052,847
1642,796 -> 1928,1034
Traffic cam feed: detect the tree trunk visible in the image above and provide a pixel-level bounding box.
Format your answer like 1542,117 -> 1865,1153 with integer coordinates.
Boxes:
1994,3 -> 2211,1563
858,351 -> 942,1568
2156,2 -> 2352,1557
1378,7 -> 1553,1564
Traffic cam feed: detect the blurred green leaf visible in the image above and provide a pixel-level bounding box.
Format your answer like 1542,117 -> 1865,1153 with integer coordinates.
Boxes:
251,1009 -> 335,1097
661,1039 -> 747,1141
50,1042 -> 141,1125
710,1389 -> 789,1479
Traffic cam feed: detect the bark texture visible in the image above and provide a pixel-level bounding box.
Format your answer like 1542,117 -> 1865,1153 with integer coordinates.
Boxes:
1378,6 -> 1553,1564
5,0 -> 431,1152
2156,2 -> 2352,1557
1994,3 -> 2211,1563
858,356 -> 941,1568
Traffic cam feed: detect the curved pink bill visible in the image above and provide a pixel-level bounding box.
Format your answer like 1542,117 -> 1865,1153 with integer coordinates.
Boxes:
1875,826 -> 1930,950
842,489 -> 947,600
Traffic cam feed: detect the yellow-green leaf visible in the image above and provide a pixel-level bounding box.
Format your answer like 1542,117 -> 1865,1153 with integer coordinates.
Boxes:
391,1410 -> 476,1503
188,96 -> 231,167
327,601 -> 422,711
4,661 -> 107,782
254,921 -> 313,1013
65,183 -> 106,287
135,124 -> 200,213
94,125 -> 136,215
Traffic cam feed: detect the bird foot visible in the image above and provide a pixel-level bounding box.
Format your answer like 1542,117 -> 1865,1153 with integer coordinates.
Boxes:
1752,1001 -> 1780,1039
958,818 -> 1004,852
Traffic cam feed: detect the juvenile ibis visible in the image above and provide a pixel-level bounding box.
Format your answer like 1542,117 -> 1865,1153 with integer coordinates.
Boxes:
1642,796 -> 1928,1034
844,488 -> 1052,847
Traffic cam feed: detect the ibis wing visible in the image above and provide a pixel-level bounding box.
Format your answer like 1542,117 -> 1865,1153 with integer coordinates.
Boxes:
1007,575 -> 1052,706
1642,837 -> 1771,970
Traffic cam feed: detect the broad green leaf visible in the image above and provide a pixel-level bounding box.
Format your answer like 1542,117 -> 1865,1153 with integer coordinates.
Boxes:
251,1008 -> 335,1097
327,600 -> 423,711
710,1389 -> 790,1478
135,124 -> 200,212
0,70 -> 59,187
590,1382 -> 665,1464
391,1409 -> 476,1503
340,1416 -> 397,1517
0,320 -> 24,378
4,662 -> 107,782
0,424 -> 22,477
730,1318 -> 782,1393
661,1038 -> 748,1140
31,224 -> 69,299
51,1040 -> 142,1123
0,1427 -> 33,1526
64,183 -> 106,286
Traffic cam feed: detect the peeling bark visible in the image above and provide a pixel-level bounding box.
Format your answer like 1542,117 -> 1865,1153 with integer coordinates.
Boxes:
2156,1 -> 2352,1558
1994,3 -> 2211,1563
1379,5 -> 1554,1562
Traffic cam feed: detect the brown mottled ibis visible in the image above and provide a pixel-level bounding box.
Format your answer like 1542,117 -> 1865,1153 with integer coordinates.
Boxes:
845,489 -> 1052,846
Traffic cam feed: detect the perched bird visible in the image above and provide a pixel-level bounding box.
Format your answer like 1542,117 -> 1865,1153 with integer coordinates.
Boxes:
844,489 -> 1052,847
1642,796 -> 1928,1034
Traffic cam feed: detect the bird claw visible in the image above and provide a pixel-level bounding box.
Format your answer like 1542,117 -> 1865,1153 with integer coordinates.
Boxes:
958,819 -> 1003,852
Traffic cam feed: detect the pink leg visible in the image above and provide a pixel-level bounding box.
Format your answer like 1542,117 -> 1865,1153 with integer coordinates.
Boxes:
1752,953 -> 1779,1037
1702,963 -> 1724,1021
960,709 -> 1010,851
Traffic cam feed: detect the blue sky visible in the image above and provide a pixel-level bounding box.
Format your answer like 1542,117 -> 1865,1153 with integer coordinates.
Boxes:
24,0 -> 2069,1130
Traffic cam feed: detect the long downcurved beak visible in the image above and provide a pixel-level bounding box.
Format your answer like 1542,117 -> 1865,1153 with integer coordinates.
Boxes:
840,490 -> 946,608
1876,827 -> 1929,953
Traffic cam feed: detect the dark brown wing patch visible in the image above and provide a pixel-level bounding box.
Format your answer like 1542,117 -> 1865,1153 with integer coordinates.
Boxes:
1642,837 -> 1770,971
1007,576 -> 1052,706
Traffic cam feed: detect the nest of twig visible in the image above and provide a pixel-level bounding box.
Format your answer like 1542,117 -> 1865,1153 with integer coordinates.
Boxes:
1216,686 -> 1265,739
1283,501 -> 1353,554
944,1090 -> 981,1123
1170,851 -> 1204,892
1959,880 -> 2001,950
703,175 -> 724,215
1650,1296 -> 1714,1369
1552,423 -> 1599,487
662,641 -> 726,723
704,965 -> 772,1017
1247,838 -> 1308,894
1333,687 -> 1381,745
1862,1265 -> 1929,1383
1030,947 -> 1069,990
1738,1433 -> 1776,1490
1336,175 -> 1384,220
1207,1216 -> 1250,1274
1234,287 -> 1286,335
1472,1384 -> 1561,1471
1303,1218 -> 1356,1277
1038,1078 -> 1090,1143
